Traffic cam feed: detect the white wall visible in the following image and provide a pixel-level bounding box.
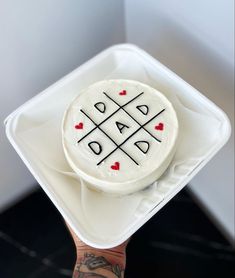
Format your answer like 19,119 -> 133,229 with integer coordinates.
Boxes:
125,0 -> 234,241
0,0 -> 125,210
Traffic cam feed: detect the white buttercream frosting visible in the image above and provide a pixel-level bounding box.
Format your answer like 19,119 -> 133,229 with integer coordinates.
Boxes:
62,80 -> 178,194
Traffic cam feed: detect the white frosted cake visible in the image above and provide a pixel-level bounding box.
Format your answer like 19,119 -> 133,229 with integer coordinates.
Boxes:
62,80 -> 178,195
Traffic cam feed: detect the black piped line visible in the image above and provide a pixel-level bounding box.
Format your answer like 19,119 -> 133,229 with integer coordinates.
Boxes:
77,92 -> 144,144
97,109 -> 165,166
80,109 -> 139,165
103,92 -> 161,143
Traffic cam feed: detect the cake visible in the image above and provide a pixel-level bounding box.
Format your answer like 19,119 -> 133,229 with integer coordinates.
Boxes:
62,79 -> 178,195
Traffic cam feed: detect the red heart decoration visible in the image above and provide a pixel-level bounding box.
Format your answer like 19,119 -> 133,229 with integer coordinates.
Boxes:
119,90 -> 127,96
111,162 -> 120,170
155,122 -> 164,131
75,122 -> 83,129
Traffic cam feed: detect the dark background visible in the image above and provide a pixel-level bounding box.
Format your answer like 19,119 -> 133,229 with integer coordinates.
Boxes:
0,186 -> 234,278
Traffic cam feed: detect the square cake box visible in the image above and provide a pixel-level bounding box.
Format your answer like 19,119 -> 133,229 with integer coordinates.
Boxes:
5,44 -> 231,248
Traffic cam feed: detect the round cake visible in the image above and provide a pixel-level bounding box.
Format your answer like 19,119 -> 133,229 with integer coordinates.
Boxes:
62,79 -> 178,195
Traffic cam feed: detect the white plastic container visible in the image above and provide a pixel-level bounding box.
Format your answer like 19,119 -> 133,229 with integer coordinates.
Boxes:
5,44 -> 231,248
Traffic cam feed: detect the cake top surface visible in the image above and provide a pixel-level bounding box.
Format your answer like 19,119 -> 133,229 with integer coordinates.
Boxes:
62,79 -> 178,193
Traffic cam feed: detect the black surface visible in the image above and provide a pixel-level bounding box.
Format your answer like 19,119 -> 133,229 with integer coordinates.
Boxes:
125,193 -> 235,278
0,187 -> 234,278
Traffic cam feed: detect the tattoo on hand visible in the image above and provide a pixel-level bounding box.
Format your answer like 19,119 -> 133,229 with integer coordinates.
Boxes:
73,253 -> 124,278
